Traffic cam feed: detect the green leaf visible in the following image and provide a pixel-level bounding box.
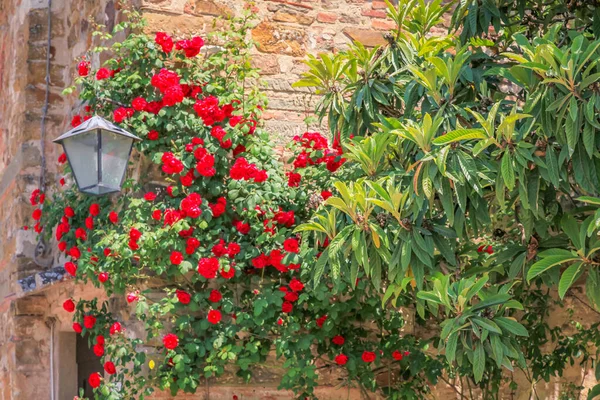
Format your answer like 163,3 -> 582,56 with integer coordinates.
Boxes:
588,383 -> 600,400
579,196 -> 600,206
471,294 -> 511,312
501,152 -> 515,190
472,317 -> 502,334
473,341 -> 485,383
526,255 -> 580,282
558,261 -> 585,299
446,332 -> 458,363
432,129 -> 486,145
490,334 -> 504,368
494,317 -> 529,337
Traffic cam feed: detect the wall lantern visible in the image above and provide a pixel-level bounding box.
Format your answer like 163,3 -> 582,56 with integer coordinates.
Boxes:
53,115 -> 141,195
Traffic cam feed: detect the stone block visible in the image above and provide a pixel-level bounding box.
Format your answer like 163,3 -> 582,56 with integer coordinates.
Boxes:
142,12 -> 214,35
12,296 -> 46,316
343,27 -> 386,47
362,8 -> 387,18
250,55 -> 280,75
28,9 -> 65,43
184,0 -> 234,17
27,61 -> 67,88
372,19 -> 396,30
316,12 -> 337,23
252,21 -> 306,56
273,9 -> 315,25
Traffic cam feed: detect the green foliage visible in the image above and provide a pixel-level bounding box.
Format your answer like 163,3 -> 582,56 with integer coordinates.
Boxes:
293,0 -> 600,398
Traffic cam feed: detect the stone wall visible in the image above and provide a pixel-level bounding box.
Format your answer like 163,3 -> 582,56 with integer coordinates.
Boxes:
0,0 -> 127,398
0,0 -> 598,399
140,0 -> 417,144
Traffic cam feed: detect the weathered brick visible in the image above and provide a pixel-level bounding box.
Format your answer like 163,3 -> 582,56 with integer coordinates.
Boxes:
184,0 -> 234,17
372,1 -> 388,9
372,18 -> 396,30
273,9 -> 315,25
343,28 -> 386,47
317,12 -> 338,23
361,8 -> 387,18
252,21 -> 306,56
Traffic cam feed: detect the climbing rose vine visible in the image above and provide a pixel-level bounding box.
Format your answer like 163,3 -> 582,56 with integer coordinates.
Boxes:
33,8 -> 428,400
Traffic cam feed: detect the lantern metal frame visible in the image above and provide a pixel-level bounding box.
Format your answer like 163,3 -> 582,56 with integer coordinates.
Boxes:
53,115 -> 141,195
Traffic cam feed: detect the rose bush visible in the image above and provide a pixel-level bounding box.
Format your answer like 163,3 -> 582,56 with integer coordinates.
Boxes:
33,6 -> 432,400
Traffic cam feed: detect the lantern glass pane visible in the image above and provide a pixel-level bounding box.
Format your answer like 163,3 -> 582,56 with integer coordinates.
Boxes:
62,131 -> 98,190
99,130 -> 133,191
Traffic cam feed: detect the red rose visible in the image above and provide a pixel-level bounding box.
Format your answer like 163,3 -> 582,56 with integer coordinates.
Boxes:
362,351 -> 376,363
227,242 -> 240,258
486,245 -> 494,254
96,68 -> 110,80
59,177 -> 65,186
208,290 -> 222,303
170,251 -> 183,265
207,309 -> 222,324
75,227 -> 87,240
93,343 -> 104,357
32,208 -> 42,220
83,315 -> 96,329
109,211 -> 118,224
392,350 -> 403,361
69,247 -> 81,260
96,335 -> 105,345
152,210 -> 162,221
284,291 -> 298,302
155,32 -> 173,53
180,193 -> 202,218
98,272 -> 109,283
104,361 -> 116,375
77,60 -> 90,76
220,266 -> 235,279
175,36 -> 204,57
283,238 -> 299,253
176,290 -> 191,304
90,203 -> 100,217
85,216 -> 94,230
73,322 -> 83,333
127,292 -> 139,303
88,372 -> 102,388
147,130 -> 159,140
163,333 -> 179,350
113,107 -> 134,123
332,335 -> 345,346
64,206 -> 75,218
252,254 -> 269,269
58,153 -> 67,164
109,322 -> 122,335
321,190 -> 333,200
234,220 -> 250,235
335,354 -> 348,365
129,227 -> 142,241
71,115 -> 82,127
198,257 -> 219,279
64,261 -> 77,276
289,278 -> 304,292
316,315 -> 328,328
132,97 -> 148,111
282,301 -> 293,313
287,172 -> 301,187
144,192 -> 157,201
63,299 -> 75,312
